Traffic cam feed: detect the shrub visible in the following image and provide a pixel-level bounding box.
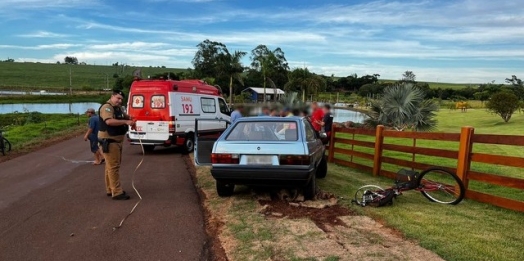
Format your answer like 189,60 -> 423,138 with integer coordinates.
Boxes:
485,92 -> 520,122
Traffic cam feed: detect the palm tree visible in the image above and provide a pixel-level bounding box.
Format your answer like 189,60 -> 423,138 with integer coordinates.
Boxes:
251,45 -> 289,102
222,50 -> 246,105
365,83 -> 438,131
284,68 -> 326,102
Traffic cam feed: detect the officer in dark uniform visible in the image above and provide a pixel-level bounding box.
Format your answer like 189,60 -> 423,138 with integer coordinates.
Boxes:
98,90 -> 135,200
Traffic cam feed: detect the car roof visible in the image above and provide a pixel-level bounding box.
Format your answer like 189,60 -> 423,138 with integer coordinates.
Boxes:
235,116 -> 304,122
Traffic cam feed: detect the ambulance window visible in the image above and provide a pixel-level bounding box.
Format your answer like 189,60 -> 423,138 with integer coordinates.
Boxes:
151,95 -> 165,109
218,98 -> 229,114
131,95 -> 144,108
201,98 -> 216,113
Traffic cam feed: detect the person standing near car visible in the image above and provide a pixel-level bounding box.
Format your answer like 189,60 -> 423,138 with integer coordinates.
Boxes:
230,104 -> 244,123
320,104 -> 334,144
310,102 -> 325,132
98,90 -> 135,200
83,108 -> 105,165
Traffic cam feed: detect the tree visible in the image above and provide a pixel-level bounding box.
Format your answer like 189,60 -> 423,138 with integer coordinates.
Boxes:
192,39 -> 229,78
284,68 -> 326,101
365,83 -> 439,131
402,71 -> 416,82
473,91 -> 490,105
250,45 -> 289,102
64,56 -> 78,65
485,91 -> 520,122
505,75 -> 523,86
219,50 -> 246,104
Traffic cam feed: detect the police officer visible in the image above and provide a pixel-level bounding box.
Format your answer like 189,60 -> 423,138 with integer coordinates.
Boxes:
98,90 -> 135,200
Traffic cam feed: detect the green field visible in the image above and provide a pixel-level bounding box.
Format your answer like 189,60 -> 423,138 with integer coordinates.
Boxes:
332,109 -> 524,201
1,112 -> 88,154
378,79 -> 475,90
0,62 -> 185,90
322,163 -> 524,261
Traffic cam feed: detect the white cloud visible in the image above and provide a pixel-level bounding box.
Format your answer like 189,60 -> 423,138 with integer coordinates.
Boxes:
88,42 -> 170,51
0,0 -> 100,9
0,44 -> 81,50
16,31 -> 69,38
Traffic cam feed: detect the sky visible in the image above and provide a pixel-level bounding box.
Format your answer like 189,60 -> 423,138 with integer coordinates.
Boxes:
0,0 -> 522,83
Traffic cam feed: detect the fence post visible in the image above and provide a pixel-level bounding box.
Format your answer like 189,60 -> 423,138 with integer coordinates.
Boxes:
456,126 -> 474,190
327,126 -> 336,163
372,125 -> 385,176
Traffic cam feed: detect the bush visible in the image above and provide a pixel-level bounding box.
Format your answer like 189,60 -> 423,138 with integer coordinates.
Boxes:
485,92 -> 520,122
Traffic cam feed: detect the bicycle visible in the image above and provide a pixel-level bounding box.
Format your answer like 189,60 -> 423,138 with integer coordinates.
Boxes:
0,129 -> 12,156
352,167 -> 466,207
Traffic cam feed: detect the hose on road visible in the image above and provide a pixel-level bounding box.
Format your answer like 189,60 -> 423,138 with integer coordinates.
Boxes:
113,134 -> 144,232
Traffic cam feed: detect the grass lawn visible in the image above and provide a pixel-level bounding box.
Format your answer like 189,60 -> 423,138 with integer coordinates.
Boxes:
1,113 -> 88,155
333,109 -> 524,201
0,62 -> 186,90
321,163 -> 524,261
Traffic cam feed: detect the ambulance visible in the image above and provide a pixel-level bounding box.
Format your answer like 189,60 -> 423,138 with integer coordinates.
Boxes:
126,78 -> 231,152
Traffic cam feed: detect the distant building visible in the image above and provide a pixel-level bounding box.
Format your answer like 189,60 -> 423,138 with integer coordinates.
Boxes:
242,87 -> 285,103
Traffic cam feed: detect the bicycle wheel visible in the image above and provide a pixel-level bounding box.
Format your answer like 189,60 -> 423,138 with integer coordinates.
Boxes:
417,167 -> 465,205
353,185 -> 385,206
0,137 -> 11,156
0,139 -> 4,156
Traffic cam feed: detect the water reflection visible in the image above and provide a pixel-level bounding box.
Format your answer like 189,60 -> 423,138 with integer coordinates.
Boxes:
0,102 -> 101,114
332,108 -> 367,123
0,90 -> 67,96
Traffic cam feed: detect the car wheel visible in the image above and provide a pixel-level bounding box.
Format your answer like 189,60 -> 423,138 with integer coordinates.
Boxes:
183,134 -> 194,154
143,145 -> 155,152
303,176 -> 317,200
316,156 -> 328,179
216,181 -> 235,197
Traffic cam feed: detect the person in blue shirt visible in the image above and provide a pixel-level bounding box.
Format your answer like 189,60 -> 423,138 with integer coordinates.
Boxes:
258,106 -> 270,116
83,108 -> 105,165
230,104 -> 244,123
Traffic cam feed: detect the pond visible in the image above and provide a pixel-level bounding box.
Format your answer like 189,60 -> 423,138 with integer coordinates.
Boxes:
0,102 -> 102,114
332,108 -> 367,123
0,90 -> 67,96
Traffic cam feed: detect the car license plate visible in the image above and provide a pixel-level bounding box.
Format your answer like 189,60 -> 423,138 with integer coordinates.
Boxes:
246,155 -> 273,165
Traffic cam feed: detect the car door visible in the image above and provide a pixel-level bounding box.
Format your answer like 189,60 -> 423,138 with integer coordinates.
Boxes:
303,119 -> 323,166
194,118 -> 231,166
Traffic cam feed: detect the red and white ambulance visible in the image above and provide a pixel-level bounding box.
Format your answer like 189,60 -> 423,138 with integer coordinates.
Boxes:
126,78 -> 231,152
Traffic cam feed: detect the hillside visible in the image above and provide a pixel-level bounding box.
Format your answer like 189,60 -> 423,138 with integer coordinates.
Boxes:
378,79 -> 476,90
0,62 -> 186,90
0,62 -> 475,91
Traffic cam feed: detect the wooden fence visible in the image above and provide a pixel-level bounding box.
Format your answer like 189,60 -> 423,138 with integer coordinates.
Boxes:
326,125 -> 524,212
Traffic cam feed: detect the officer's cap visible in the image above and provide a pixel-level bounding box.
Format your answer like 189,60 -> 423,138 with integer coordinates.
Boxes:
112,89 -> 126,98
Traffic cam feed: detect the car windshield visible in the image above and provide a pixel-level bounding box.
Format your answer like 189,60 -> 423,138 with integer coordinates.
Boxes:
226,121 -> 299,141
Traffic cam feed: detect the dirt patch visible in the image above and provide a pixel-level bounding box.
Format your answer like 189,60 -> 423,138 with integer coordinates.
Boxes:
258,197 -> 353,232
0,127 -> 85,164
187,157 -> 445,261
184,155 -> 229,261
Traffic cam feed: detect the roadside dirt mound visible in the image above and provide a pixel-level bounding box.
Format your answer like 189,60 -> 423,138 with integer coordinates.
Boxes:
258,199 -> 353,232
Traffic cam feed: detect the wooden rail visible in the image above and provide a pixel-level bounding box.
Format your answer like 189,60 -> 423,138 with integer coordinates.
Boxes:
327,125 -> 524,213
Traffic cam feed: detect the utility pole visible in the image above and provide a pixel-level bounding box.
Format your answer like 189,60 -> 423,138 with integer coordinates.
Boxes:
69,66 -> 72,95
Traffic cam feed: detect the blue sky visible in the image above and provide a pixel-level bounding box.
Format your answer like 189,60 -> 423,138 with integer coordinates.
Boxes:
0,0 -> 522,83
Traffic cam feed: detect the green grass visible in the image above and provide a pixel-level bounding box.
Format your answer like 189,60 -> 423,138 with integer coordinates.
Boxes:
0,62 -> 186,90
0,94 -> 106,104
332,109 -> 524,202
379,79 -> 477,90
1,113 -> 87,153
320,163 -> 524,261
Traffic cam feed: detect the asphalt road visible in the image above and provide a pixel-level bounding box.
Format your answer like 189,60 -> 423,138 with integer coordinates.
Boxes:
0,137 -> 209,261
